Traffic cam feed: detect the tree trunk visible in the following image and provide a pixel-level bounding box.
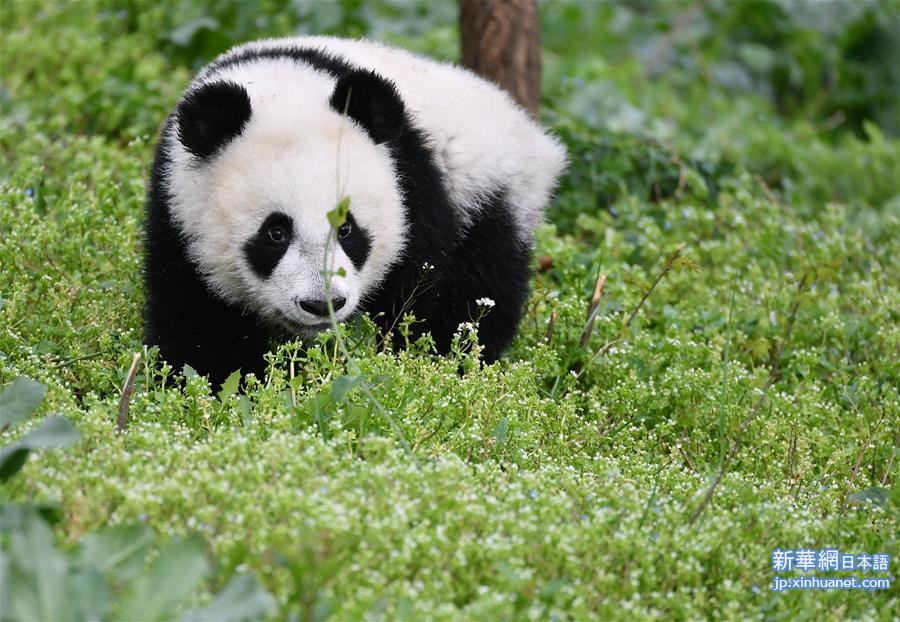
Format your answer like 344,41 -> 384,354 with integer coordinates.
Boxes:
459,0 -> 541,116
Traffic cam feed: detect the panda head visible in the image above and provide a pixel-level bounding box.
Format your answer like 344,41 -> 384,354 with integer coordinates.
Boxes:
166,69 -> 408,335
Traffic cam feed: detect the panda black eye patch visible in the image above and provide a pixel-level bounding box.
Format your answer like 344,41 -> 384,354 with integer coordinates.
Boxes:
337,212 -> 371,271
244,212 -> 294,279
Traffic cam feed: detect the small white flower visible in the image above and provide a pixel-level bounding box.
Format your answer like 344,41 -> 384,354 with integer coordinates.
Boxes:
421,262 -> 434,271
475,297 -> 496,308
456,321 -> 476,334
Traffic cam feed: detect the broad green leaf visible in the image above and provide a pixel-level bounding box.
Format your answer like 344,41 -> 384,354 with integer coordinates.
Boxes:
848,487 -> 889,507
77,524 -> 153,580
35,503 -> 63,526
0,504 -> 60,532
17,415 -> 79,450
282,389 -> 296,411
70,567 -> 110,622
312,596 -> 334,622
0,377 -> 46,427
340,402 -> 371,431
493,417 -> 509,446
539,578 -> 565,602
0,547 -> 9,620
6,509 -> 69,621
118,536 -> 210,622
308,392 -> 334,440
237,396 -> 253,424
0,445 -> 29,481
863,120 -> 884,144
180,574 -> 275,622
372,373 -> 394,389
0,416 -> 78,481
330,374 -> 363,403
183,364 -> 199,379
0,505 -> 30,533
218,370 -> 241,401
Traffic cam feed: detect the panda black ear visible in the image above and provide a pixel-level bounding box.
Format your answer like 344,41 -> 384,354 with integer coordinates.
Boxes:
176,81 -> 252,159
330,69 -> 405,144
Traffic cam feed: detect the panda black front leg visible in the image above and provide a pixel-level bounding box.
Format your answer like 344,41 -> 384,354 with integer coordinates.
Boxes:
419,194 -> 533,363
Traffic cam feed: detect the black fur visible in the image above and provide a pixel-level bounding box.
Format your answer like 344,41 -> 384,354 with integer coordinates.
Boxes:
329,70 -> 406,144
365,191 -> 530,364
337,213 -> 371,271
176,81 -> 251,159
206,46 -> 352,79
144,47 -> 535,385
243,212 -> 294,280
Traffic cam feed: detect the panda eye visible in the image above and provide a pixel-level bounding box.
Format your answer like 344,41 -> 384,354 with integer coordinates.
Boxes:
267,226 -> 289,244
337,222 -> 352,239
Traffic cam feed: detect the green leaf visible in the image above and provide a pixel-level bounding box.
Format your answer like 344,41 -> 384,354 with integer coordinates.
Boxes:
70,566 -> 111,622
118,536 -> 210,622
326,195 -> 351,227
218,370 -> 241,401
862,120 -> 884,144
0,545 -> 8,619
330,374 -> 363,403
848,487 -> 889,507
16,415 -> 79,450
0,416 -> 78,481
237,396 -> 252,424
0,504 -> 61,535
0,445 -> 29,481
77,524 -> 154,580
493,417 -> 509,446
183,364 -> 199,379
5,509 -> 70,621
33,340 -> 58,355
539,578 -> 565,602
179,574 -> 275,622
0,377 -> 46,427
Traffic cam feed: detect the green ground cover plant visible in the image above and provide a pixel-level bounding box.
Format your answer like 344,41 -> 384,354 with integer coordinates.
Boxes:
1,1 -> 897,619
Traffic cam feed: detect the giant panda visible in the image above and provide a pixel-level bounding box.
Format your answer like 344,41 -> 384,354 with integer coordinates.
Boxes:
144,36 -> 567,386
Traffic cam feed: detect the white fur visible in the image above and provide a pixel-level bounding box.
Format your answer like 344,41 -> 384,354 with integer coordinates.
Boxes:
163,37 -> 566,332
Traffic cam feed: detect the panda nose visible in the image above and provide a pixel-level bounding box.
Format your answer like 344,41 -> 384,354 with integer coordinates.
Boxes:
298,297 -> 346,317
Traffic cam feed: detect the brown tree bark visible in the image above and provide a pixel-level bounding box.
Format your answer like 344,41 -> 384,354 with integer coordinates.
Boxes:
459,0 -> 541,116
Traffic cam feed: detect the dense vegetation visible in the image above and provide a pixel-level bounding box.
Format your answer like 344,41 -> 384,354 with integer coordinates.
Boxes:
2,1 -> 898,619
